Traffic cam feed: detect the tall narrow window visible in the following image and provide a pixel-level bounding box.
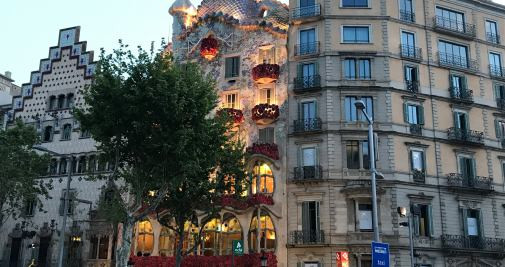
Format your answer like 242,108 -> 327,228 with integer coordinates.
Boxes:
412,204 -> 432,237
358,203 -> 373,231
410,150 -> 424,172
489,52 -> 503,76
404,66 -> 419,92
136,220 -> 154,255
258,127 -> 275,144
302,147 -> 316,167
62,124 -> 72,141
59,189 -> 75,215
298,0 -> 317,17
302,201 -> 321,243
345,96 -> 373,121
404,104 -> 424,125
401,31 -> 417,58
399,0 -> 414,22
49,159 -> 58,175
221,215 -> 242,255
57,95 -> 65,109
343,26 -> 370,43
346,141 -> 360,169
225,93 -> 238,109
66,93 -> 74,108
249,211 -> 276,252
49,96 -> 57,110
485,20 -> 499,44
301,101 -> 316,121
23,199 -> 36,217
299,29 -> 316,55
251,162 -> 274,195
202,219 -> 221,256
225,57 -> 240,78
296,62 -> 318,89
43,126 -> 53,142
465,209 -> 481,237
344,58 -> 371,79
259,88 -> 273,104
59,158 -> 67,174
454,111 -> 469,131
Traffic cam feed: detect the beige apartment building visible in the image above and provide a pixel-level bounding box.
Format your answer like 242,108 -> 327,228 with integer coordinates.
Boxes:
287,0 -> 505,266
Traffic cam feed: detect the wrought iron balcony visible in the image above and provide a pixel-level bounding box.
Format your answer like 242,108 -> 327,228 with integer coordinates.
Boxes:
406,80 -> 419,93
291,5 -> 321,20
433,16 -> 476,39
294,118 -> 323,133
295,42 -> 320,57
400,9 -> 415,22
412,169 -> 425,183
490,65 -> 505,80
409,124 -> 423,135
441,235 -> 505,252
294,75 -> 321,92
446,173 -> 493,191
449,87 -> 473,102
400,44 -> 422,61
486,33 -> 500,44
289,230 -> 325,245
447,127 -> 484,145
293,165 -> 323,181
438,52 -> 478,72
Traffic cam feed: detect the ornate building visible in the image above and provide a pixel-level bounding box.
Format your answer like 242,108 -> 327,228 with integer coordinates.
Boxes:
0,27 -> 117,267
287,0 -> 505,266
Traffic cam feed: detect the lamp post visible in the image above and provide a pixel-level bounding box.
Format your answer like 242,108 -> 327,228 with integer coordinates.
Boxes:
354,100 -> 380,242
32,145 -> 72,267
398,207 -> 414,267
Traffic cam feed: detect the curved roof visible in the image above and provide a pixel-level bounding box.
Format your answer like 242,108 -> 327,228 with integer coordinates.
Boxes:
169,0 -> 195,15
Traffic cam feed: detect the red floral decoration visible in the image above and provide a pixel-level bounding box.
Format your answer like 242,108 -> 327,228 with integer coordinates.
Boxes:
247,194 -> 274,206
200,36 -> 219,60
252,63 -> 280,84
217,108 -> 244,124
221,194 -> 274,210
251,104 -> 279,124
130,253 -> 277,267
246,143 -> 279,160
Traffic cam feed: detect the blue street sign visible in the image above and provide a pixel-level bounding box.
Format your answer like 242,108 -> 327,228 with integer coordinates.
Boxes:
371,242 -> 390,267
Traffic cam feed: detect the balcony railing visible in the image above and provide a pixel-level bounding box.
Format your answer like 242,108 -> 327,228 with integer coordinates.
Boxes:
295,42 -> 320,57
438,52 -> 478,72
433,16 -> 476,38
294,118 -> 323,133
441,235 -> 505,252
486,33 -> 500,44
289,230 -> 325,245
409,124 -> 423,135
293,165 -> 323,181
400,9 -> 415,22
490,65 -> 505,80
446,173 -> 493,191
447,127 -> 484,144
292,5 -> 321,20
400,44 -> 422,61
413,169 -> 425,183
497,98 -> 505,110
294,75 -> 321,92
406,80 -> 419,93
449,87 -> 473,102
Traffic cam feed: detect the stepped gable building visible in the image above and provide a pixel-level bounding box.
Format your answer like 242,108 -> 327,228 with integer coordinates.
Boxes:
0,27 -> 117,267
287,0 -> 505,266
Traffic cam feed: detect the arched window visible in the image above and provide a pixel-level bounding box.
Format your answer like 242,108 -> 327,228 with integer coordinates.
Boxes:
66,93 -> 74,108
43,126 -> 53,142
88,155 -> 96,173
49,159 -> 58,175
59,158 -> 67,174
221,214 -> 242,255
57,95 -> 65,109
62,124 -> 72,140
77,157 -> 86,173
159,227 -> 175,257
136,220 -> 154,255
248,210 -> 276,252
251,161 -> 274,195
49,96 -> 57,110
202,218 -> 221,256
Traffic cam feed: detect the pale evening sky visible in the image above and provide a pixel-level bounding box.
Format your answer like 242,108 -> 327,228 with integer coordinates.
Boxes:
0,0 -> 501,86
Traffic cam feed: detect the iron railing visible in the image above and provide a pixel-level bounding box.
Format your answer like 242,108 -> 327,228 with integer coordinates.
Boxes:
486,33 -> 500,44
406,80 -> 419,93
289,230 -> 325,245
292,4 -> 321,19
497,98 -> 505,110
410,124 -> 423,135
400,44 -> 422,61
449,87 -> 473,102
400,9 -> 415,22
490,65 -> 505,79
295,42 -> 320,56
441,235 -> 505,251
433,16 -> 476,38
446,173 -> 493,191
294,118 -> 323,132
412,169 -> 425,183
293,165 -> 323,181
294,75 -> 321,92
447,127 -> 484,144
438,52 -> 478,72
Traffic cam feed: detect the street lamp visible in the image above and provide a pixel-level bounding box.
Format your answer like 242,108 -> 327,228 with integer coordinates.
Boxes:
32,145 -> 72,267
397,207 -> 414,267
354,100 -> 380,242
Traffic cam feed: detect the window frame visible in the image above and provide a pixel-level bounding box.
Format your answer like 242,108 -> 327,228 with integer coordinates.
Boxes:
340,0 -> 370,8
345,140 -> 370,170
343,58 -> 372,80
224,56 -> 240,78
224,93 -> 239,109
61,124 -> 72,141
356,201 -> 373,232
341,25 -> 372,43
411,203 -> 433,237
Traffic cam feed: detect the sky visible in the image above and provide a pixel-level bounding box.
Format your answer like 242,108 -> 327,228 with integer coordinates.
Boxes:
0,0 -> 502,86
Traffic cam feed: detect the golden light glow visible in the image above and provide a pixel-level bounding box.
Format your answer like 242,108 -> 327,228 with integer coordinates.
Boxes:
148,190 -> 156,197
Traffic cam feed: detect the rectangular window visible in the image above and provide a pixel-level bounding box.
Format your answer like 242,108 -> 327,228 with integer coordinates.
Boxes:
435,7 -> 465,32
301,101 -> 316,120
454,111 -> 468,131
344,96 -> 373,121
346,140 -> 369,169
399,0 -> 414,21
459,157 -> 476,182
486,20 -> 499,43
59,189 -> 75,216
495,84 -> 505,100
302,147 -> 316,167
410,150 -> 424,171
62,124 -> 72,141
24,200 -> 36,217
259,88 -> 273,104
489,52 -> 503,76
258,127 -> 275,144
405,66 -> 418,82
342,0 -> 368,8
358,203 -> 373,231
258,46 -> 275,64
299,29 -> 316,55
225,93 -> 238,109
412,204 -> 432,237
405,104 -> 424,125
301,201 -> 320,241
344,58 -> 371,79
343,26 -> 370,43
438,41 -> 468,68
89,235 -> 110,259
225,57 -> 240,78
466,209 -> 480,236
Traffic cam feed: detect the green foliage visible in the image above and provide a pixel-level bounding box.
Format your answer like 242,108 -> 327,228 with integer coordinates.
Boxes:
0,120 -> 51,225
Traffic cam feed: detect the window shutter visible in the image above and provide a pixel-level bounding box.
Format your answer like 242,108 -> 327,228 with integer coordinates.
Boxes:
422,151 -> 427,172
459,157 -> 466,177
494,84 -> 501,100
462,75 -> 468,90
297,262 -> 302,267
297,64 -> 303,78
297,147 -> 302,168
315,146 -> 320,167
470,158 -> 477,179
495,119 -> 503,139
315,61 -> 320,76
477,210 -> 484,237
409,150 -> 414,171
234,57 -> 240,76
316,202 -> 321,232
462,208 -> 469,236
318,262 -> 324,267
453,112 -> 460,128
302,202 -> 309,233
403,66 -> 408,81
414,67 -> 419,83
418,105 -> 425,125
225,58 -> 232,78
428,205 -> 434,237
411,204 -> 420,236
403,103 -> 409,123
297,102 -> 302,120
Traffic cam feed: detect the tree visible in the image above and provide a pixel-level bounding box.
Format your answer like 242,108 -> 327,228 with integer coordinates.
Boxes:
0,120 -> 51,228
75,42 -> 247,267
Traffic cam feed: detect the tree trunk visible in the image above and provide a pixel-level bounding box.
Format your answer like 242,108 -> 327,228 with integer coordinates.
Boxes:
116,217 -> 134,267
175,225 -> 185,267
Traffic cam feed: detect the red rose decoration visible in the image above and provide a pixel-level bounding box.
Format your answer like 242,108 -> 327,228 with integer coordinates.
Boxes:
252,63 -> 280,84
251,104 -> 279,125
246,143 -> 279,160
217,108 -> 244,124
200,36 -> 219,60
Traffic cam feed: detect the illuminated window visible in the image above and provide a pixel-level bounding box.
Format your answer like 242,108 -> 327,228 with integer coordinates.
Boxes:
202,218 -> 221,256
259,88 -> 273,104
221,215 -> 242,255
159,227 -> 175,257
251,161 -> 274,195
225,93 -> 238,109
136,220 -> 154,255
248,211 -> 276,252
